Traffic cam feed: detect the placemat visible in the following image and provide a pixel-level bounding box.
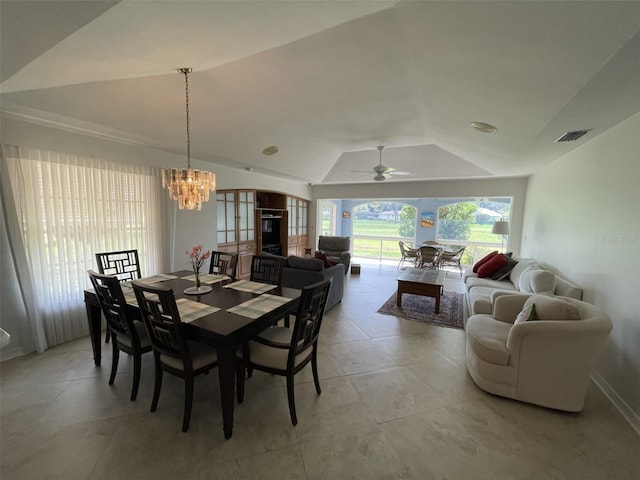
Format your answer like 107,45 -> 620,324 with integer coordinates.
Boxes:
181,273 -> 230,284
227,294 -> 291,319
223,280 -> 277,294
175,298 -> 220,323
122,274 -> 178,287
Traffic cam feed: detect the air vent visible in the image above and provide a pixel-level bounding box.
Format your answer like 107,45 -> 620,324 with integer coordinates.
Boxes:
554,130 -> 591,143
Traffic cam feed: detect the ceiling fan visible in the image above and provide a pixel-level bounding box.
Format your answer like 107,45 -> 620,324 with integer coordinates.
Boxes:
352,146 -> 415,181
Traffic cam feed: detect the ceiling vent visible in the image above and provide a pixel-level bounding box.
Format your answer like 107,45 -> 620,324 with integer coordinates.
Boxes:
554,129 -> 591,143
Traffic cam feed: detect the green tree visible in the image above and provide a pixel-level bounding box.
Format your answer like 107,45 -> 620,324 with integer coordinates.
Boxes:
438,203 -> 477,240
399,205 -> 416,237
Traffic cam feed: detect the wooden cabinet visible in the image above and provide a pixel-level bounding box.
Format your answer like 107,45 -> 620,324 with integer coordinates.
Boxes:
215,190 -> 306,273
216,190 -> 256,278
287,196 -> 310,257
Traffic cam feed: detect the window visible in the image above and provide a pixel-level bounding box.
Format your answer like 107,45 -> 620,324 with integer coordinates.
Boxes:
3,146 -> 167,347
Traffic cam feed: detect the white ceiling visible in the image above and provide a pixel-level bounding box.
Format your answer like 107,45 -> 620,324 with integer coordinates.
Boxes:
2,1 -> 639,185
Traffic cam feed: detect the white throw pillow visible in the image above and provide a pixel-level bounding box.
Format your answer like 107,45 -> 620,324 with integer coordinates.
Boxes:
523,295 -> 581,320
510,259 -> 537,289
529,270 -> 556,294
514,303 -> 535,325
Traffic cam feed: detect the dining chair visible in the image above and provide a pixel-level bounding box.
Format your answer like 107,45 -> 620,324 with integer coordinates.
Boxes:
250,254 -> 284,285
438,246 -> 466,276
236,278 -> 332,425
208,250 -> 239,280
95,249 -> 142,282
418,245 -> 440,268
131,281 -> 218,433
398,241 -> 420,270
95,249 -> 142,343
87,270 -> 151,401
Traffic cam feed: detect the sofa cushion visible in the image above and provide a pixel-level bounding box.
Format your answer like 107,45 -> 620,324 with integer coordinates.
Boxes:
473,251 -> 499,273
477,254 -> 508,278
514,303 -> 537,325
466,276 -> 518,291
523,295 -> 581,320
465,315 -> 511,365
287,255 -> 323,271
529,270 -> 556,294
489,256 -> 518,281
518,266 -> 538,292
509,259 -> 537,290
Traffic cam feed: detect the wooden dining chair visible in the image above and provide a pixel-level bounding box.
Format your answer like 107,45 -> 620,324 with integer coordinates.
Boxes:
95,249 -> 142,343
131,281 -> 218,432
250,254 -> 284,285
95,249 -> 142,282
236,278 -> 332,425
208,250 -> 239,280
88,270 -> 151,401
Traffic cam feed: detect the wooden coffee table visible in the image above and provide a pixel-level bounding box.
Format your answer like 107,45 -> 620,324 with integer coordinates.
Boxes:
396,268 -> 446,313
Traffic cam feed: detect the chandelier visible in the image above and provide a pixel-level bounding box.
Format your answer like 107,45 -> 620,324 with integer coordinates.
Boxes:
162,67 -> 216,210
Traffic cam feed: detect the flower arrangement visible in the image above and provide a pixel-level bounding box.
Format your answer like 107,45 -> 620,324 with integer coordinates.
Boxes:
186,245 -> 211,288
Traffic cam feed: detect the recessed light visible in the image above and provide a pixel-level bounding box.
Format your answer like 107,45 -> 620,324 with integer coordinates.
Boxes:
245,167 -> 254,172
262,145 -> 279,156
471,122 -> 497,133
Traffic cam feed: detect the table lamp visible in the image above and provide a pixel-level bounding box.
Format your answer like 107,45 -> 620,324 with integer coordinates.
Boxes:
491,220 -> 510,252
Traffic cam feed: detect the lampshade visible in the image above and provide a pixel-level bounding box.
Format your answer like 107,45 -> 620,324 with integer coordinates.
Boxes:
491,220 -> 510,235
162,67 -> 216,211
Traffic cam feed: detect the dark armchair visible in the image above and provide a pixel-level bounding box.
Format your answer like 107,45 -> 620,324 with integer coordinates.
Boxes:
317,236 -> 351,273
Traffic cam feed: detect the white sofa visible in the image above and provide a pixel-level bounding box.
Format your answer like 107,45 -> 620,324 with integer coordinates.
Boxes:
464,257 -> 583,318
465,294 -> 612,412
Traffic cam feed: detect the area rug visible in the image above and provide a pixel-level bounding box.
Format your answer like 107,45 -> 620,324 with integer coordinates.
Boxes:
377,290 -> 465,329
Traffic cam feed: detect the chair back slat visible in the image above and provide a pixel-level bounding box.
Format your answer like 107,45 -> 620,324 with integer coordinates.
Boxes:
250,255 -> 284,285
95,249 -> 141,282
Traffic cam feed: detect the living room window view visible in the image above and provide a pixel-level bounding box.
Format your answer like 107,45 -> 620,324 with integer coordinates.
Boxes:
321,198 -> 511,267
1,1 -> 639,479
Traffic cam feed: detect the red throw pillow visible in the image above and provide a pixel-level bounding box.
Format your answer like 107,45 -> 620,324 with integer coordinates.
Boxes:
473,251 -> 499,273
477,253 -> 509,278
314,251 -> 333,269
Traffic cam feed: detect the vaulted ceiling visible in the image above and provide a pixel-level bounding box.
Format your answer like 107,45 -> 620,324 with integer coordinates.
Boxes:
2,1 -> 639,185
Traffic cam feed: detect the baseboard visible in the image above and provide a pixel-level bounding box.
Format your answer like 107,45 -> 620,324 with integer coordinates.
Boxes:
592,371 -> 640,437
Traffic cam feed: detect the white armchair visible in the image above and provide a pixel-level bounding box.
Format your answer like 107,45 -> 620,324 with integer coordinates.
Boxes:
465,294 -> 612,412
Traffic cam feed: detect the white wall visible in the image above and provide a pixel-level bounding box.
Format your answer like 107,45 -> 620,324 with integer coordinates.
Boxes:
311,177 -> 528,253
1,116 -> 312,272
522,113 -> 640,429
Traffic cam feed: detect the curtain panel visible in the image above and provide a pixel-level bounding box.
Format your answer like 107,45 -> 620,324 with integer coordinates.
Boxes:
1,145 -> 169,349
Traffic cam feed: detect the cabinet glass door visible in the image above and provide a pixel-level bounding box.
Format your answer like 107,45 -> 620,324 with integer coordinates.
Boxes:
216,191 -> 236,244
238,190 -> 255,242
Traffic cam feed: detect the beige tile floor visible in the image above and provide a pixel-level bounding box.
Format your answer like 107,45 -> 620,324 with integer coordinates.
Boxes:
1,261 -> 638,479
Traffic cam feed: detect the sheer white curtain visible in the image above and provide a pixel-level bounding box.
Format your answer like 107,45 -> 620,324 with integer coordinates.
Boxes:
1,145 -> 169,349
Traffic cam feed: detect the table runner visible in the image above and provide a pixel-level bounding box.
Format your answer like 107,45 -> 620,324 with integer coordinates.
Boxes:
223,280 -> 277,294
226,294 -> 291,319
181,273 -> 230,284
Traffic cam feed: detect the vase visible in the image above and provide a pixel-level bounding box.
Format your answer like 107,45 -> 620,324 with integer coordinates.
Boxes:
184,270 -> 212,295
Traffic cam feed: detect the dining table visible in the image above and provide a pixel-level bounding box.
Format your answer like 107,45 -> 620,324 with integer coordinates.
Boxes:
84,270 -> 301,439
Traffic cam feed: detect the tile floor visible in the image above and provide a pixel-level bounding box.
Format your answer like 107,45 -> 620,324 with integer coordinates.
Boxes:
1,261 -> 638,479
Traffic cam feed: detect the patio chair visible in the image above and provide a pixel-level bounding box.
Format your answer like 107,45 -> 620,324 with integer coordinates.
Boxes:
418,246 -> 440,269
398,241 -> 420,269
438,246 -> 466,276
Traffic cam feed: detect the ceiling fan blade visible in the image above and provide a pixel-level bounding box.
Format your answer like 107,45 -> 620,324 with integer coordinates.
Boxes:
389,171 -> 415,176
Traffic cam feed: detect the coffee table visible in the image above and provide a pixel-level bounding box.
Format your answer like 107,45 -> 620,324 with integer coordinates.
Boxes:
396,268 -> 446,313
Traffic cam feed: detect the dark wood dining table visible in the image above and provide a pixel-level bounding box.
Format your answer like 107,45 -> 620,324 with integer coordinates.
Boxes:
84,270 -> 301,439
